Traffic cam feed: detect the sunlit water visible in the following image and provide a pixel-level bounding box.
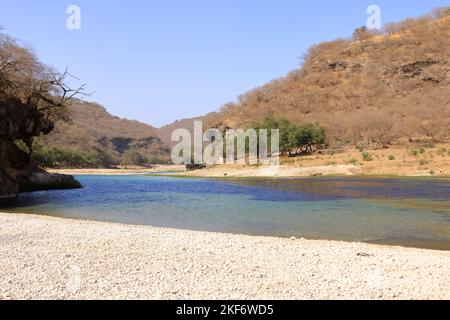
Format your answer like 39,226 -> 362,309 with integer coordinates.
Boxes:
2,175 -> 450,250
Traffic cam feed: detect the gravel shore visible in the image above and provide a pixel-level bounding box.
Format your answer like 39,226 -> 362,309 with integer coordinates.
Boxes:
0,212 -> 448,300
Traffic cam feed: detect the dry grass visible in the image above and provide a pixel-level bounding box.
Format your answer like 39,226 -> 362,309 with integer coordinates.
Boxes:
282,144 -> 450,177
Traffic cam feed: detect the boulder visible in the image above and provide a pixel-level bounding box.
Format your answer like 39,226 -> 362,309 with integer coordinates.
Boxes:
185,164 -> 206,171
19,172 -> 82,193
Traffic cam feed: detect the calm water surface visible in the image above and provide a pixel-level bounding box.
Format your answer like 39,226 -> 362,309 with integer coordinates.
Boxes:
2,175 -> 450,250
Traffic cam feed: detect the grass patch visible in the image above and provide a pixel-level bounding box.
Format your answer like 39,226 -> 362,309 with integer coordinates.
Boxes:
361,151 -> 373,161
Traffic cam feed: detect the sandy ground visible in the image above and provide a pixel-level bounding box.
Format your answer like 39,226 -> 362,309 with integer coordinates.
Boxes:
48,145 -> 450,178
49,164 -> 362,178
48,165 -> 185,176
0,212 -> 448,300
180,144 -> 450,178
179,164 -> 362,178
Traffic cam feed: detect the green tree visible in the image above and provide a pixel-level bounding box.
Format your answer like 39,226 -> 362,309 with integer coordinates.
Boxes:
291,123 -> 326,153
252,117 -> 296,155
252,117 -> 326,156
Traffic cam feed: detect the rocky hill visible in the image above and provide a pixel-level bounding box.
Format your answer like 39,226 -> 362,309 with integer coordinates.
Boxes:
158,8 -> 450,150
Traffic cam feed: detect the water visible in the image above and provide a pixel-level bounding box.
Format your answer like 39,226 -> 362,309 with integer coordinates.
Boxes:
2,175 -> 450,250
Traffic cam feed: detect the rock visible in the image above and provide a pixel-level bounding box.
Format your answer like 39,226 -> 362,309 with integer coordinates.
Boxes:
0,96 -> 81,198
357,253 -> 374,257
310,172 -> 323,177
0,167 -> 18,200
20,173 -> 82,193
20,172 -> 82,192
328,61 -> 348,71
185,164 -> 206,171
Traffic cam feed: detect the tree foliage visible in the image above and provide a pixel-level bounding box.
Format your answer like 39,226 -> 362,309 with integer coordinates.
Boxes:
252,117 -> 326,156
1,31 -> 85,172
14,139 -> 113,168
0,33 -> 85,124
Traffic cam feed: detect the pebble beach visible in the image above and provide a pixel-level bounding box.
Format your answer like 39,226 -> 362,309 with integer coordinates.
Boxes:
0,212 -> 449,300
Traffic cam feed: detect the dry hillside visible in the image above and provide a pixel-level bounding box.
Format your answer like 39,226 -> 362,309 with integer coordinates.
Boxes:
43,8 -> 450,164
41,101 -> 170,164
159,8 -> 450,150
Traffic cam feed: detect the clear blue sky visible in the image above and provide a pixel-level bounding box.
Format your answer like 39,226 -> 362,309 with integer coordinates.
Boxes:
0,0 -> 447,127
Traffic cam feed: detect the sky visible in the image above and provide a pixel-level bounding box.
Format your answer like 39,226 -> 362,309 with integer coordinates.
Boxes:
0,0 -> 448,127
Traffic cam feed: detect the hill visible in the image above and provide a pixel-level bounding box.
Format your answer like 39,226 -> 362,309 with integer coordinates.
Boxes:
159,7 -> 450,150
41,7 -> 450,166
39,101 -> 170,167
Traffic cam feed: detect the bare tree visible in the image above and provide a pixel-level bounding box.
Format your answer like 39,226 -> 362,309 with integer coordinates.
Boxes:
0,33 -> 86,153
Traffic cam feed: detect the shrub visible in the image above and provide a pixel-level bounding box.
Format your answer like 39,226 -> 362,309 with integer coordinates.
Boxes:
423,142 -> 435,149
347,158 -> 358,165
121,150 -> 147,166
388,155 -> 396,160
296,123 -> 326,149
361,151 -> 373,161
356,143 -> 366,152
32,146 -> 106,168
147,156 -> 168,165
21,138 -> 116,168
410,149 -> 419,157
436,148 -> 447,156
252,117 -> 296,155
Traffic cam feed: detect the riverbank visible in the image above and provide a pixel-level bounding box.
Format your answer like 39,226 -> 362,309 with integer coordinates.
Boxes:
48,165 -> 185,176
47,145 -> 450,178
178,145 -> 450,178
0,212 -> 448,299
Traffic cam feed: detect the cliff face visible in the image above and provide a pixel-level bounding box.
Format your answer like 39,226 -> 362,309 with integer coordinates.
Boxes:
0,96 -> 81,200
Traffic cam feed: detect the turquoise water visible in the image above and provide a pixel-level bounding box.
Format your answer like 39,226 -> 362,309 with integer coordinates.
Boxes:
2,175 -> 450,250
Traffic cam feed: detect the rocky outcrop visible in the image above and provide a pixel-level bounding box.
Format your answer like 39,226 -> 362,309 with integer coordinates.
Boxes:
0,96 -> 82,200
18,172 -> 82,193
